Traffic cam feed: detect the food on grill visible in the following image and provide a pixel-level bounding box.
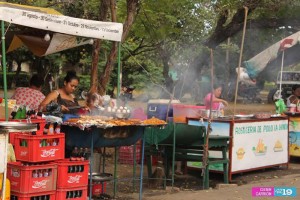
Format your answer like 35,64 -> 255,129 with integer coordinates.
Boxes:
142,117 -> 166,125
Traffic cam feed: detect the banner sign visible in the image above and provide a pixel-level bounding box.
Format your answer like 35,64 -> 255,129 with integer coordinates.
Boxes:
232,120 -> 288,172
0,5 -> 123,42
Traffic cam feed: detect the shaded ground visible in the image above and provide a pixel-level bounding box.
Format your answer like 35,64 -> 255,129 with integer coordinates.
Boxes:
96,152 -> 300,200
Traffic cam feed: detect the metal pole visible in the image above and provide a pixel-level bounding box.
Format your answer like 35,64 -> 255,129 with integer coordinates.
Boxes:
139,133 -> 146,200
113,146 -> 118,197
171,123 -> 176,188
279,51 -> 285,99
1,20 -> 8,200
233,7 -> 249,117
117,42 -> 121,99
89,132 -> 94,200
1,21 -> 8,121
133,143 -> 137,191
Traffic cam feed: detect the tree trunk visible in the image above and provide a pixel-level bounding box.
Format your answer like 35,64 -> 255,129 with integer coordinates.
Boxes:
98,0 -> 140,95
90,0 -> 110,93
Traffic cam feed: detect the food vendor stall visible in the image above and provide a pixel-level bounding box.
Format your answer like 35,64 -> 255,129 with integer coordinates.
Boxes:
187,115 -> 289,181
286,115 -> 300,157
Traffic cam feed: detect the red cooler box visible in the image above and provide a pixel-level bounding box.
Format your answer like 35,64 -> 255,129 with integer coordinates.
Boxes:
14,133 -> 65,162
8,162 -> 57,194
55,159 -> 89,188
172,104 -> 206,123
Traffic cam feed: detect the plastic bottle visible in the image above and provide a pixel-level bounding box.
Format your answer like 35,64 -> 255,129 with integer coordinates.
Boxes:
48,123 -> 54,135
20,105 -> 26,119
55,123 -> 61,134
14,107 -> 22,119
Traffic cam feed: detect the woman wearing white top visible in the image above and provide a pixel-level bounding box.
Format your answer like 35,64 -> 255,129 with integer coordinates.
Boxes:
286,85 -> 300,107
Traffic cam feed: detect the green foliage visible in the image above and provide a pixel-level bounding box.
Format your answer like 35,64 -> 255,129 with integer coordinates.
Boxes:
0,72 -> 30,89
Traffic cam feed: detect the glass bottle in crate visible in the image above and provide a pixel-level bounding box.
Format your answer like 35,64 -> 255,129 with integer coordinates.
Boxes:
78,147 -> 84,161
70,147 -> 79,161
38,170 -> 43,178
43,169 -> 49,177
32,170 -> 38,178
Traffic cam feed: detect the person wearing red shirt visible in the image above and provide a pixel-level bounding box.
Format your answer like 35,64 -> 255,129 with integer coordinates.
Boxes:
11,74 -> 45,111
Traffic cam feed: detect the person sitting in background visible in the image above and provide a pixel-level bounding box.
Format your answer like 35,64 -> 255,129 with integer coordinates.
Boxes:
286,85 -> 300,107
204,83 -> 228,111
11,74 -> 45,110
85,92 -> 103,115
39,70 -> 80,115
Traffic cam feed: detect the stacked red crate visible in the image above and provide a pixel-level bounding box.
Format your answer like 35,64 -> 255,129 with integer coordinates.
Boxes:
8,121 -> 65,200
55,159 -> 89,199
118,144 -> 141,165
14,133 -> 65,162
8,162 -> 57,193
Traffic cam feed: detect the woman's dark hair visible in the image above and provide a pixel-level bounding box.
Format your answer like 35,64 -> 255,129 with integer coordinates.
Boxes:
213,82 -> 224,90
292,84 -> 300,92
30,74 -> 44,87
64,70 -> 79,83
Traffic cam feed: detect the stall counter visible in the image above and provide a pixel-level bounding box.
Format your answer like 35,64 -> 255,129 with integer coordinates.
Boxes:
187,116 -> 289,180
288,116 -> 300,157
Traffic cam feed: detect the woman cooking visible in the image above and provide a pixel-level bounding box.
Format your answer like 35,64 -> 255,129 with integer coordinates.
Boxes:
204,83 -> 228,113
39,70 -> 80,114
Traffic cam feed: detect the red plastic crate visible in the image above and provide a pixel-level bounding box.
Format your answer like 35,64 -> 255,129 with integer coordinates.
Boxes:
11,191 -> 56,200
14,133 -> 65,162
88,181 -> 107,196
7,162 -> 57,194
56,186 -> 87,200
6,119 -> 46,146
55,159 -> 89,188
118,145 -> 141,165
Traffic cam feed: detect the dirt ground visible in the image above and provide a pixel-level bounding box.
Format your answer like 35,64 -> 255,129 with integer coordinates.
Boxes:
94,97 -> 299,200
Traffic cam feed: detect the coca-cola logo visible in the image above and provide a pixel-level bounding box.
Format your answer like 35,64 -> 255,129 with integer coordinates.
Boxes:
11,181 -> 19,186
20,151 -> 28,156
95,188 -> 101,192
12,169 -> 20,177
32,180 -> 48,189
41,149 -> 58,157
67,175 -> 82,183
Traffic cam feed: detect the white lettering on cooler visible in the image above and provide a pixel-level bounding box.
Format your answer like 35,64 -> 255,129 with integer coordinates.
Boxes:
32,180 -> 48,188
67,175 -> 82,183
41,149 -> 58,157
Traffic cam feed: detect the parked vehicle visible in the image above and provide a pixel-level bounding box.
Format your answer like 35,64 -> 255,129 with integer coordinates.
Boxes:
267,71 -> 300,103
226,79 -> 262,103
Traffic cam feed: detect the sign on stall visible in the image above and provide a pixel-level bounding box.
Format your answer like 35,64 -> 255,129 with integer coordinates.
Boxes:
232,120 -> 288,172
